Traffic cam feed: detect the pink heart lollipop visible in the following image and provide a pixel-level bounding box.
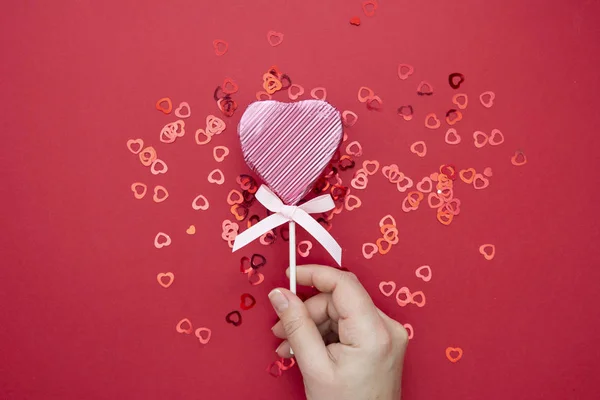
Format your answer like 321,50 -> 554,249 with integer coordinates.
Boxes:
238,100 -> 343,205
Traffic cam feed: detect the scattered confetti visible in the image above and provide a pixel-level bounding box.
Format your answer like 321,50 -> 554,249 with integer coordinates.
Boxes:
448,73 -> 465,89
208,169 -> 225,185
416,177 -> 433,193
398,64 -> 414,80
213,146 -> 230,162
479,244 -> 495,260
192,194 -> 210,211
240,293 -> 256,310
452,93 -> 468,109
150,158 -> 168,175
362,242 -> 378,259
410,141 -> 427,157
212,39 -> 228,56
126,139 -> 144,154
297,240 -> 312,257
403,323 -> 414,339
195,328 -> 212,344
157,272 -> 174,288
344,194 -> 362,211
186,225 -> 196,235
415,265 -> 432,282
397,105 -> 414,121
425,113 -> 441,129
489,129 -> 505,145
152,185 -> 169,203
266,30 -> 284,47
479,91 -> 495,108
154,232 -> 172,249
445,128 -> 461,145
446,347 -> 463,363
362,0 -> 378,16
511,150 -> 527,166
395,287 -> 412,307
139,146 -> 157,166
349,16 -> 361,26
131,182 -> 147,199
174,102 -> 191,118
176,318 -> 193,334
342,110 -> 358,127
473,130 -> 489,148
155,97 -> 172,114
159,120 -> 185,143
379,281 -> 396,297
416,81 -> 433,96
472,173 -> 490,190
445,109 -> 463,125
225,311 -> 242,327
357,86 -> 375,103
288,84 -> 304,100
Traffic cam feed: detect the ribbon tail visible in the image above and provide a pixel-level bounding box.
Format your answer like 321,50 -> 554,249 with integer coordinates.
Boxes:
293,210 -> 342,266
232,214 -> 288,252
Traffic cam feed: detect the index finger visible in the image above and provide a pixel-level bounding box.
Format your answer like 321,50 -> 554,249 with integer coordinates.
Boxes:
287,264 -> 383,347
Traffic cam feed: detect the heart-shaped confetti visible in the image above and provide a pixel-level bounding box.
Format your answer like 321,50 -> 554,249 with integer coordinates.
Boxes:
297,240 -> 312,257
240,293 -> 256,310
153,185 -> 169,203
415,265 -> 432,282
445,128 -> 461,145
126,139 -> 144,154
362,243 -> 378,259
186,225 -> 196,235
225,310 -> 242,326
213,39 -> 228,56
157,272 -> 174,288
238,100 -> 343,205
131,182 -> 147,199
176,318 -> 193,334
511,150 -> 527,166
395,287 -> 412,307
154,232 -> 171,249
410,141 -> 427,157
403,323 -> 414,339
397,64 -> 414,80
479,244 -> 495,260
479,91 -> 495,108
195,327 -> 212,344
267,31 -> 284,47
213,146 -> 229,162
379,281 -> 396,297
174,102 -> 191,118
446,347 -> 463,363
288,84 -> 305,100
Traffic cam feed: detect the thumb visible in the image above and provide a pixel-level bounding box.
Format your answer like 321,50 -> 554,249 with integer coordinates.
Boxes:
268,288 -> 330,371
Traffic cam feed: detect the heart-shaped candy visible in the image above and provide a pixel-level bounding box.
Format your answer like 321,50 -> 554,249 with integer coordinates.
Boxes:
238,100 -> 343,205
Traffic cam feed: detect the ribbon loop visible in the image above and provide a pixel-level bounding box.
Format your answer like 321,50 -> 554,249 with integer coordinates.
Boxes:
232,185 -> 342,265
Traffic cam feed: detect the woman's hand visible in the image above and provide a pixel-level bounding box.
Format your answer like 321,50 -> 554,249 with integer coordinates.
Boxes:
269,264 -> 408,400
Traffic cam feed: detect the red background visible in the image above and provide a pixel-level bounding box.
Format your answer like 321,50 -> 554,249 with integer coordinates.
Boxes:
2,0 -> 600,399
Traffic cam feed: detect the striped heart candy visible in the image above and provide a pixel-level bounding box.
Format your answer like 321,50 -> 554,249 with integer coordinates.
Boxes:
238,100 -> 343,205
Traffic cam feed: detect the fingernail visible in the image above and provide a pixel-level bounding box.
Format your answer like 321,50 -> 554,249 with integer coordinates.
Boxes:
268,289 -> 288,313
275,342 -> 283,353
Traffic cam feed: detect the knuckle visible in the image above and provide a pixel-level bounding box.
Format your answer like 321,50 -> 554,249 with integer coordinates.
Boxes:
339,271 -> 358,284
283,316 -> 304,337
394,323 -> 409,344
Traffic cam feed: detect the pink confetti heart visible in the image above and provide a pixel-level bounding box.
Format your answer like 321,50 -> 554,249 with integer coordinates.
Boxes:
238,100 -> 343,205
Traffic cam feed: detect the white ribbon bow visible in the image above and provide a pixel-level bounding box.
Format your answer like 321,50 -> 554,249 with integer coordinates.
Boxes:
232,185 -> 342,265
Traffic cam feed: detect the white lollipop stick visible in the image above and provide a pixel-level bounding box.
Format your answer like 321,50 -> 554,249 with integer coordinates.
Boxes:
289,220 -> 297,294
288,220 -> 296,356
